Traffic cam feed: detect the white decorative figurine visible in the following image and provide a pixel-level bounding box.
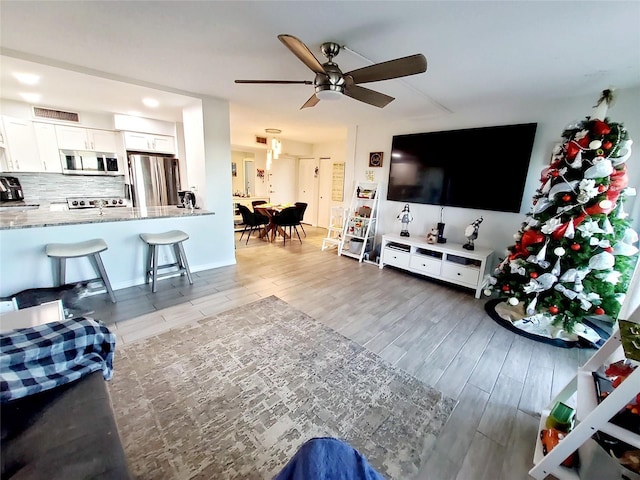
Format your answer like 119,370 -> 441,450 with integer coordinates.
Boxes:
463,216 -> 483,250
426,226 -> 439,244
397,204 -> 413,237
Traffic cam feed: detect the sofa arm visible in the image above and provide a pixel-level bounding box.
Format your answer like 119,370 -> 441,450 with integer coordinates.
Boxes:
1,371 -> 130,479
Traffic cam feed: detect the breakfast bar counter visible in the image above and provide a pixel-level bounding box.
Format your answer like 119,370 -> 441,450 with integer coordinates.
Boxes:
0,206 -> 214,230
0,206 -> 227,298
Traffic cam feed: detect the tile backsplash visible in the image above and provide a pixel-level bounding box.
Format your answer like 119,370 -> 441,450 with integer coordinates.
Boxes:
10,173 -> 126,204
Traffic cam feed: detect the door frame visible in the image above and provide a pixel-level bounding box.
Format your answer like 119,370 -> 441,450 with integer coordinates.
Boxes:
297,157 -> 318,226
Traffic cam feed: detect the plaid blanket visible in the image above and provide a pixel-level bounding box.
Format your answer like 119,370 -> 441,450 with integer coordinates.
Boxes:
0,317 -> 116,403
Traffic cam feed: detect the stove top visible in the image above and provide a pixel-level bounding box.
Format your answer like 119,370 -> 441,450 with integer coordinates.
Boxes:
67,197 -> 127,209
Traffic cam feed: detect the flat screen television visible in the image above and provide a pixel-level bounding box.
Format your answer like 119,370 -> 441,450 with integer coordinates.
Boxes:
387,123 -> 537,213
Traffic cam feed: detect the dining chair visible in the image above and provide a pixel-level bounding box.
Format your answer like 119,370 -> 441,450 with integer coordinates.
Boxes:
251,200 -> 265,210
272,206 -> 302,245
294,202 -> 308,237
237,204 -> 269,244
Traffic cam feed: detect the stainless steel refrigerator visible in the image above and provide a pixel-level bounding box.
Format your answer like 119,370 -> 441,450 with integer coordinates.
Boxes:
127,154 -> 181,207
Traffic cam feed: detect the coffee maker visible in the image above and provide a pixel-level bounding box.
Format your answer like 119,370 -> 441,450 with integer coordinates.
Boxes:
178,190 -> 196,209
0,176 -> 25,202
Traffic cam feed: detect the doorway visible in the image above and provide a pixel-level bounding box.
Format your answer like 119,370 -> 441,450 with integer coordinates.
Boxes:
298,158 -> 318,226
244,159 -> 255,197
269,156 -> 297,205
317,157 -> 337,228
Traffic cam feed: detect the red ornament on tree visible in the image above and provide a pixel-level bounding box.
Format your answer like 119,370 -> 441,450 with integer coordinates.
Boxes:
562,194 -> 571,202
570,243 -> 581,251
594,307 -> 605,315
602,141 -> 613,150
530,272 -> 538,279
610,166 -> 629,192
549,305 -> 559,315
604,246 -> 613,253
551,170 -> 560,178
502,285 -> 510,292
576,135 -> 590,148
592,120 -> 611,136
566,142 -> 580,160
521,230 -> 545,250
598,184 -> 608,193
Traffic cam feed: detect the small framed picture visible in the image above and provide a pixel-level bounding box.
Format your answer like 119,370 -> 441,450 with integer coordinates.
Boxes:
231,162 -> 237,177
369,152 -> 383,168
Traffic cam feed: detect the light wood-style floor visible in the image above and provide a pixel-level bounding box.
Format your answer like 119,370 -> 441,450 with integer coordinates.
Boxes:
88,226 -> 591,480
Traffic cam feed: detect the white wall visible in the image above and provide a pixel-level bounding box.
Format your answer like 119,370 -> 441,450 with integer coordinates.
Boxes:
312,140 -> 349,226
113,114 -> 176,136
0,99 -> 116,130
0,214 -> 223,297
350,87 -> 640,263
253,150 -> 269,198
182,97 -> 236,268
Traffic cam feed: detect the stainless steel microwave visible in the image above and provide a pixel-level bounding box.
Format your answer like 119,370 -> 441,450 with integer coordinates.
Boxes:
60,150 -> 123,175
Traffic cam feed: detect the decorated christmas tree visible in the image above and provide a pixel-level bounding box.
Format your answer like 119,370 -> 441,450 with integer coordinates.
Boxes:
487,90 -> 638,335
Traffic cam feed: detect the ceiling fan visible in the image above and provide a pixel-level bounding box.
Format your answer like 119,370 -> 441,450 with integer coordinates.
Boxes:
235,34 -> 427,109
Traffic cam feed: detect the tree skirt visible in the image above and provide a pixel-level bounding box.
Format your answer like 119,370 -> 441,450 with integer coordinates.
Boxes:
484,298 -> 612,348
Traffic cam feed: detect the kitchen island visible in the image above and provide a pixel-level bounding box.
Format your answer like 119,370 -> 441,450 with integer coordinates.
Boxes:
0,206 -> 223,297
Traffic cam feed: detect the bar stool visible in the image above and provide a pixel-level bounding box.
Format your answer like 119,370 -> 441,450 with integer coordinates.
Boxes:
139,230 -> 193,293
46,238 -> 117,303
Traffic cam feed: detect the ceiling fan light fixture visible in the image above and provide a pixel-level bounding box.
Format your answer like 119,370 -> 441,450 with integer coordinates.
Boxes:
315,86 -> 342,101
236,35 -> 427,109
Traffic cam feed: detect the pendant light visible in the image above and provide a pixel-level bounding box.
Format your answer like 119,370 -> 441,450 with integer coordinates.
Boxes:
265,128 -> 282,168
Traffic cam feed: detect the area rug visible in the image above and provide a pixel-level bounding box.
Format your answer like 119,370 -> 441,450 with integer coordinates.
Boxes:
108,296 -> 456,479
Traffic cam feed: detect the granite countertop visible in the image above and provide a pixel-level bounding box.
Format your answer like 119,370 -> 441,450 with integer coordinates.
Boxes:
0,206 -> 215,230
0,201 -> 41,211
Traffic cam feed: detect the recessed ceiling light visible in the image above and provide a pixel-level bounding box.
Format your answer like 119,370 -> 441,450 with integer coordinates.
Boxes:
19,92 -> 42,103
143,98 -> 159,108
13,73 -> 40,85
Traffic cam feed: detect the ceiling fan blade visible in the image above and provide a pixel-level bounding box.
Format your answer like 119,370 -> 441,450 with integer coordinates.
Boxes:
344,84 -> 394,108
235,80 -> 313,84
346,54 -> 427,84
278,34 -> 326,75
300,94 -> 320,109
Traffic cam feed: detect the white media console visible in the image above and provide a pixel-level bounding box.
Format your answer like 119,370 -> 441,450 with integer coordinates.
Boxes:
379,233 -> 494,298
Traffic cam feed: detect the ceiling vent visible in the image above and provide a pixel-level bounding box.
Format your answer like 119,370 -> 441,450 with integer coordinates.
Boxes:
255,136 -> 267,145
32,107 -> 80,123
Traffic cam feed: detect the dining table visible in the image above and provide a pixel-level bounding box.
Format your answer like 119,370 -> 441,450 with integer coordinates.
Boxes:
253,203 -> 294,241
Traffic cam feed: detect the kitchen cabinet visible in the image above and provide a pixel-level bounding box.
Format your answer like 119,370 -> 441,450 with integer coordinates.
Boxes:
2,116 -> 41,172
55,125 -> 118,153
123,131 -> 175,154
33,122 -> 62,173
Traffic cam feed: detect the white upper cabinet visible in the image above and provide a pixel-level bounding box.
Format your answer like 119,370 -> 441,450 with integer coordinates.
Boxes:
2,116 -> 41,172
150,134 -> 175,154
33,122 -> 62,173
55,125 -> 118,153
123,131 -> 175,154
91,129 -> 119,152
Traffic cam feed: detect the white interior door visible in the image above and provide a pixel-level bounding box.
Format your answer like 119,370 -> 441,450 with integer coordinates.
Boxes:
317,158 -> 335,228
269,156 -> 297,205
244,159 -> 255,196
298,158 -> 318,225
